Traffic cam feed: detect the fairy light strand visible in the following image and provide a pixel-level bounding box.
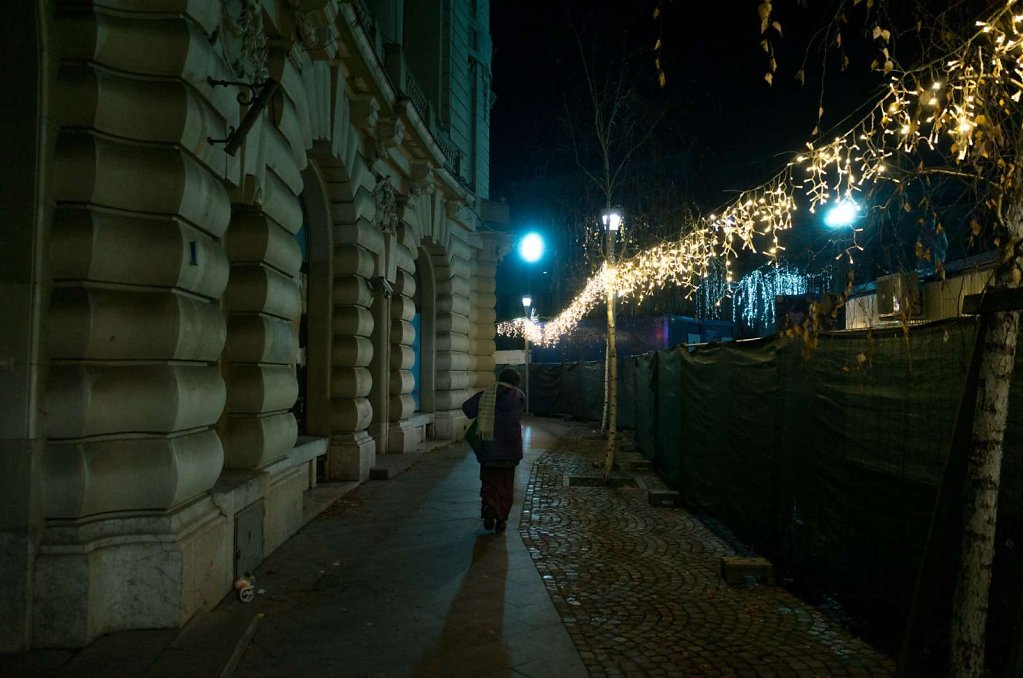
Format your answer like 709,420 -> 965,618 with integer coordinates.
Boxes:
500,0 -> 1023,347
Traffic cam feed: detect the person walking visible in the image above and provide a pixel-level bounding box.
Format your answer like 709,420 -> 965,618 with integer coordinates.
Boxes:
462,368 -> 526,532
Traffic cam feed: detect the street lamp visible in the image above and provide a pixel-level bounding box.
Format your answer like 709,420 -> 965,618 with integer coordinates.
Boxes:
600,207 -> 622,481
518,232 -> 545,263
602,209 -> 622,234
521,295 -> 532,415
823,198 -> 860,228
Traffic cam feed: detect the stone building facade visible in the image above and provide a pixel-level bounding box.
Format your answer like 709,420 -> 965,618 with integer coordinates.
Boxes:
0,0 -> 504,650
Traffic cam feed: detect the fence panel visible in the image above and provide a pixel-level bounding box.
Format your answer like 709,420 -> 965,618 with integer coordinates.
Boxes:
634,353 -> 658,462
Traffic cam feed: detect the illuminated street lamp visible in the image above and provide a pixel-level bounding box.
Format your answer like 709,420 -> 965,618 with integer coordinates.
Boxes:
518,232 -> 545,263
521,295 -> 532,414
602,208 -> 622,234
824,198 -> 860,228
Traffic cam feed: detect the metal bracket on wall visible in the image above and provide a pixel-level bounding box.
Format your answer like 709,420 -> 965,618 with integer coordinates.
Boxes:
371,276 -> 395,298
206,77 -> 280,156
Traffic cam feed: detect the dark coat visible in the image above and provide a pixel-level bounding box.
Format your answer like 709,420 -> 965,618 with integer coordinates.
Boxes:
462,385 -> 526,464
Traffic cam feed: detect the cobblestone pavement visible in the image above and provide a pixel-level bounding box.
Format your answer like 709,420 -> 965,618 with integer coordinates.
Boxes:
519,434 -> 896,678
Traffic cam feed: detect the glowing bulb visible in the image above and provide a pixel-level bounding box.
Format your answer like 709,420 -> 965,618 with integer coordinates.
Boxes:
823,199 -> 860,228
518,233 -> 545,263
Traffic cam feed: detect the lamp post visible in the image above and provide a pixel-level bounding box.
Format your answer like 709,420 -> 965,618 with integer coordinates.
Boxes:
601,207 -> 622,481
522,294 -> 532,414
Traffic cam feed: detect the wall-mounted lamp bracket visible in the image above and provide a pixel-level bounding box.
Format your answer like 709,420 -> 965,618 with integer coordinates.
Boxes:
205,77 -> 280,156
371,277 -> 395,298
207,77 -> 261,105
206,125 -> 237,146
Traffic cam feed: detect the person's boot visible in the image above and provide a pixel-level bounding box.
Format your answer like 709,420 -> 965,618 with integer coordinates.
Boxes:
495,519 -> 507,532
482,506 -> 497,531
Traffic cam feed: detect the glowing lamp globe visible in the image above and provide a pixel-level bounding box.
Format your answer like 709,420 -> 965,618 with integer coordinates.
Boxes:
519,232 -> 545,263
823,199 -> 860,228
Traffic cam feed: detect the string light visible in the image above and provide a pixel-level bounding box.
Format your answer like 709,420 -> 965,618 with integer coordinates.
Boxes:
499,0 -> 1023,346
732,264 -> 833,331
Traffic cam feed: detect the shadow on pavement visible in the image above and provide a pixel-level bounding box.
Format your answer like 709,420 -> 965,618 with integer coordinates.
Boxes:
415,533 -> 512,677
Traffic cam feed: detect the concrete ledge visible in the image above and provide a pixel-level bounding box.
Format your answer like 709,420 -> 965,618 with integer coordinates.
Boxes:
264,436 -> 328,476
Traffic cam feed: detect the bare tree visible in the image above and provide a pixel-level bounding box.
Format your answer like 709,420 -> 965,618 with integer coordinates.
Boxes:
555,8 -> 676,480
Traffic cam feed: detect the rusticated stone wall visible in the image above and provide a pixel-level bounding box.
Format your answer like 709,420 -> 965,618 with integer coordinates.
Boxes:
8,0 -> 504,650
43,4 -> 233,519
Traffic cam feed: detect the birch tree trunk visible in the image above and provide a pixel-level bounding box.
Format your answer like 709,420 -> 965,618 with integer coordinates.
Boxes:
949,200 -> 1023,676
601,331 -> 610,434
603,285 -> 618,481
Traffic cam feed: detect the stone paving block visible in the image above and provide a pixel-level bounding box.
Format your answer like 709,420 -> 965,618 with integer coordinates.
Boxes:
521,429 -> 895,676
720,556 -> 776,585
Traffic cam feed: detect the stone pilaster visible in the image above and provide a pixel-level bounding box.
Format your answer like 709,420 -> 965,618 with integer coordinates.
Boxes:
386,245 -> 420,451
35,2 -> 236,645
469,240 -> 499,391
324,164 -> 376,480
431,239 -> 473,439
222,205 -> 302,469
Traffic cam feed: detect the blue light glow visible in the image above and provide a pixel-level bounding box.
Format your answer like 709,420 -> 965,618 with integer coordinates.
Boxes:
732,264 -> 833,331
519,232 -> 545,263
823,199 -> 860,228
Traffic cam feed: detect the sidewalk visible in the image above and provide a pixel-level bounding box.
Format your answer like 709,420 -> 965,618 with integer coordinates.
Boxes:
1,418 -> 895,677
230,419 -> 586,677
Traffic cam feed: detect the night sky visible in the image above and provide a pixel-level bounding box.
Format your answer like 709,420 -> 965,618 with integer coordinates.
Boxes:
487,1 -> 892,321
489,1 -> 881,207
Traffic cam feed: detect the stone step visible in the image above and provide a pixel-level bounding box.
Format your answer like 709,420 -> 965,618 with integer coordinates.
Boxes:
719,556 -> 775,586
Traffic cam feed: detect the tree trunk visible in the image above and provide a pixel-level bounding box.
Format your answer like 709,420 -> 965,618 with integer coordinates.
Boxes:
949,307 -> 1019,676
601,330 -> 610,434
949,187 -> 1023,675
603,285 -> 618,481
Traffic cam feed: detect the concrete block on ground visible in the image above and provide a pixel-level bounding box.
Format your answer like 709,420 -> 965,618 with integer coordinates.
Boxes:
720,556 -> 775,586
627,458 -> 652,472
647,490 -> 682,508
